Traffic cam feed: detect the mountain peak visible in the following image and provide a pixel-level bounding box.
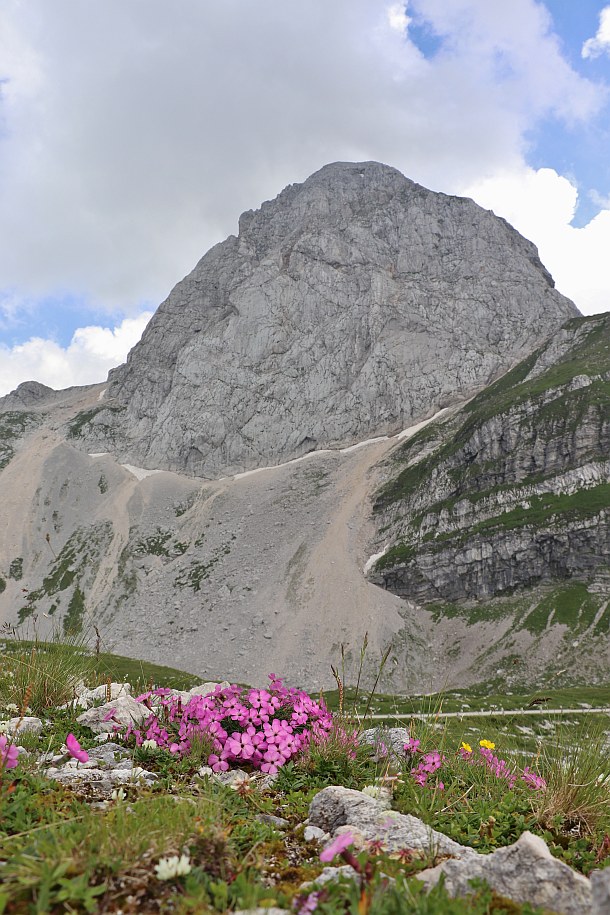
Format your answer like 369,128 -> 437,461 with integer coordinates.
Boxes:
79,161 -> 577,477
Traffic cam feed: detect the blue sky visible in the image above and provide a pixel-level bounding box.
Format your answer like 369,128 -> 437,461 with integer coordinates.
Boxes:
1,0 -> 610,394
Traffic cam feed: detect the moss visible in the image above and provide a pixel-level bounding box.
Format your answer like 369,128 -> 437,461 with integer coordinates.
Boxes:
172,541 -> 189,556
133,528 -> 172,557
66,405 -> 124,439
176,557 -> 220,592
9,557 -> 23,580
175,540 -> 233,591
63,587 -> 86,635
374,541 -> 416,571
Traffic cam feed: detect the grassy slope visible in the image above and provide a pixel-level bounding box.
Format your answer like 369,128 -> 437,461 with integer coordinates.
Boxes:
1,644 -> 609,913
373,312 -> 610,591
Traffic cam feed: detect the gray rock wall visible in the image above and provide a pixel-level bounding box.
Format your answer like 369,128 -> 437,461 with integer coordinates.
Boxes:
80,161 -> 577,477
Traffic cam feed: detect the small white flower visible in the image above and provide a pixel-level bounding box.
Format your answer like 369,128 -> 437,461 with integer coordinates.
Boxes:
361,785 -> 392,808
111,787 -> 126,801
0,721 -> 10,734
154,854 -> 192,880
141,739 -> 158,752
4,703 -> 19,713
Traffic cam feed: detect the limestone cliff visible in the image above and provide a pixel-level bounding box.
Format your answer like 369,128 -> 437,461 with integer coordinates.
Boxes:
370,313 -> 610,602
72,161 -> 577,477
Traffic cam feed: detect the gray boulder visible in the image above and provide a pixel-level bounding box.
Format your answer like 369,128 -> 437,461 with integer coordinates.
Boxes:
76,696 -> 149,734
309,786 -> 474,860
591,867 -> 610,915
417,830 -> 592,915
7,716 -> 44,736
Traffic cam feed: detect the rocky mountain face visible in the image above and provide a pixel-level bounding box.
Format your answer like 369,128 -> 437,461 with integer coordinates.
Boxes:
369,313 -> 610,688
72,161 -> 576,477
1,161 -> 605,693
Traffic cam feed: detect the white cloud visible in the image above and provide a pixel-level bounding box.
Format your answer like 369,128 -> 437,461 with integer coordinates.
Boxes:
461,167 -> 610,315
582,5 -> 610,59
0,312 -> 152,396
387,2 -> 411,34
0,0 -> 606,331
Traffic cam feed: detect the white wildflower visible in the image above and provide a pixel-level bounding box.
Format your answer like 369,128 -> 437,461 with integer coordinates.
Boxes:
111,787 -> 126,801
4,703 -> 19,713
141,739 -> 158,752
361,785 -> 392,808
154,854 -> 192,880
0,721 -> 10,734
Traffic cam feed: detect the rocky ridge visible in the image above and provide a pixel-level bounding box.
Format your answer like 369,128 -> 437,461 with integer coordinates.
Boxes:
369,312 -> 610,688
70,161 -> 577,477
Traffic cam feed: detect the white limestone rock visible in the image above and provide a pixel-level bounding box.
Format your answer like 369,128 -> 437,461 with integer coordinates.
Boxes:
309,786 -> 475,860
76,696 -> 149,733
417,830 -> 593,915
8,716 -> 44,736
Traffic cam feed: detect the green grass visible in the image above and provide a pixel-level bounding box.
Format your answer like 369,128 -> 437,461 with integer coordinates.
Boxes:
1,642 -> 609,913
0,638 -> 202,707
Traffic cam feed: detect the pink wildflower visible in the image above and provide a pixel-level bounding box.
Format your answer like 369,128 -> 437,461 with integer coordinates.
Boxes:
521,767 -> 546,791
404,737 -> 420,754
66,733 -> 89,763
0,735 -> 19,771
411,750 -> 445,789
320,832 -> 355,862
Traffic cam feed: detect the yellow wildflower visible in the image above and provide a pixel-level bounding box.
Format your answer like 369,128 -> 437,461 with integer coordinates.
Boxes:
479,739 -> 495,750
460,742 -> 472,753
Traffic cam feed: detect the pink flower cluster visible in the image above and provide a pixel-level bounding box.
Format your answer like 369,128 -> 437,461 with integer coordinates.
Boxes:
521,766 -> 547,791
461,745 -> 546,791
477,745 -> 517,787
0,735 -> 19,771
411,750 -> 446,790
125,674 -> 333,775
406,738 -> 546,793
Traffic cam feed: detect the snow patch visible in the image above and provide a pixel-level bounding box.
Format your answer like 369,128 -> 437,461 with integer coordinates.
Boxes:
88,452 -> 109,458
231,449 -> 334,481
340,435 -> 389,454
395,408 -> 449,441
98,387 -> 107,401
230,407 -> 453,480
121,464 -> 163,481
363,546 -> 389,575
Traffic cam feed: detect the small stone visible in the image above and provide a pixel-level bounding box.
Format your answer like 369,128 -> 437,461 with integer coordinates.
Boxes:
304,825 -> 327,842
8,716 -> 44,736
256,814 -> 289,829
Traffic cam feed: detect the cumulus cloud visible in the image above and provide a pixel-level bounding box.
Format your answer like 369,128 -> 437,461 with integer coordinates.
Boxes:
582,5 -> 610,59
0,312 -> 152,396
0,0 -> 606,330
461,167 -> 610,315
